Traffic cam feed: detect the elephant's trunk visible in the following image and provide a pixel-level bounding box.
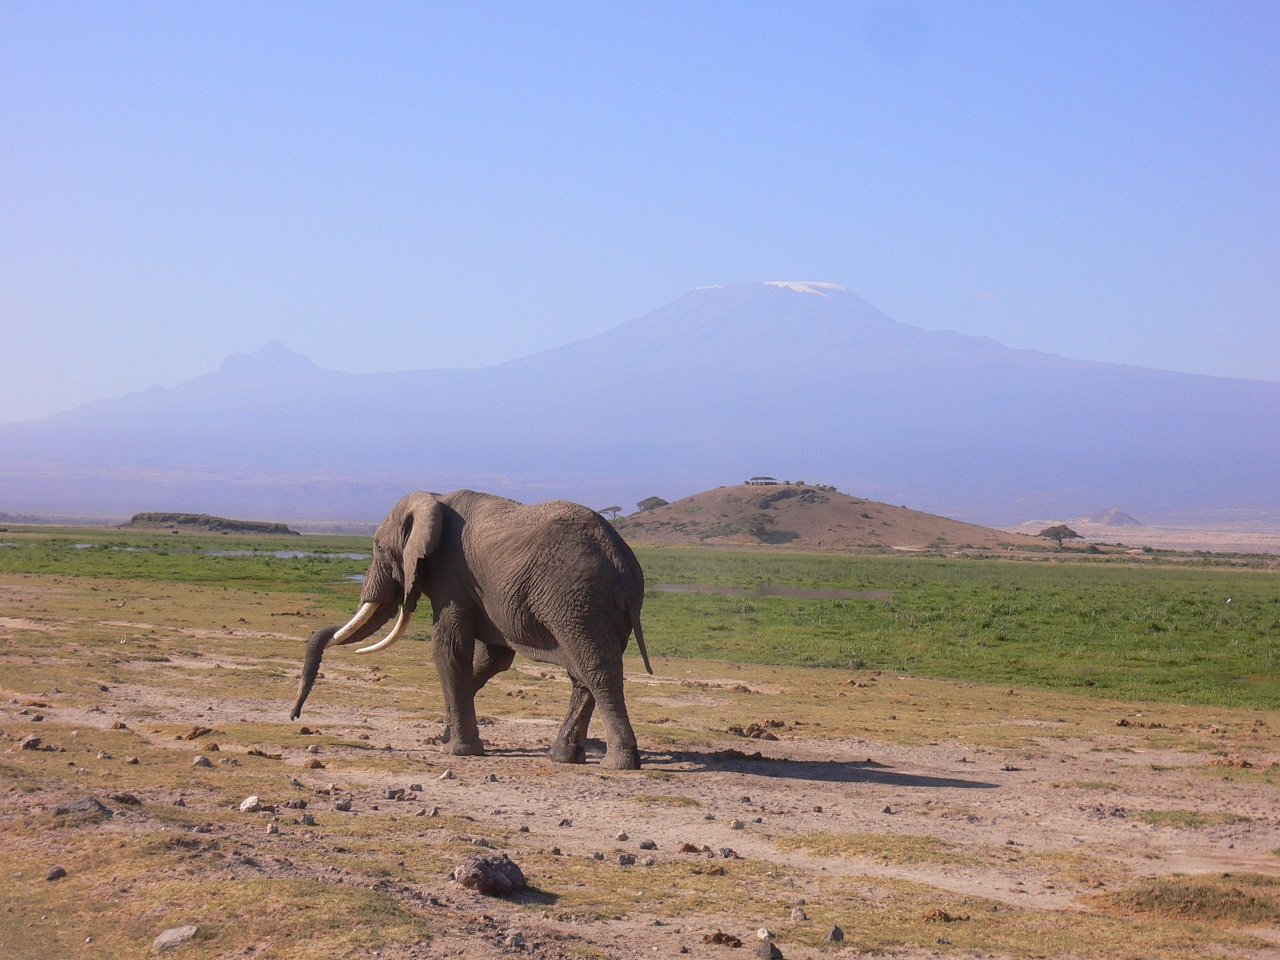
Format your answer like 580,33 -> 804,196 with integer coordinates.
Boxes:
291,625 -> 339,720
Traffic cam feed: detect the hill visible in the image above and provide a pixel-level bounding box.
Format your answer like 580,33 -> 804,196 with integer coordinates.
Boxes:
614,483 -> 1042,551
1,283 -> 1277,526
121,513 -> 299,536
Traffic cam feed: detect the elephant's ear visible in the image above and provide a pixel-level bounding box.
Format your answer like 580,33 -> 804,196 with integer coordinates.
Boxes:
400,492 -> 443,605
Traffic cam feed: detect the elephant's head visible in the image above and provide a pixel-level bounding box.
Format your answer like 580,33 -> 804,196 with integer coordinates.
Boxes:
290,492 -> 442,719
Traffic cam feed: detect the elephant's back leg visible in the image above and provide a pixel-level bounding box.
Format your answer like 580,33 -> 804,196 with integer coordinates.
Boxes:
547,677 -> 595,764
550,618 -> 640,770
472,642 -> 515,691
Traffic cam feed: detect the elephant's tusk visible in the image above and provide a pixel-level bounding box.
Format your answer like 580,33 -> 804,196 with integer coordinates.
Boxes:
333,602 -> 378,644
355,606 -> 412,654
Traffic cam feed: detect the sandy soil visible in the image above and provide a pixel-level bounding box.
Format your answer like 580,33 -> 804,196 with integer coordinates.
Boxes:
3,578 -> 1280,959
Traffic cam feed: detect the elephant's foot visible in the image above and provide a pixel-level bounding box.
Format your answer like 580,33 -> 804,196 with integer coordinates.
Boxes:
600,745 -> 641,770
442,738 -> 485,757
546,740 -> 587,764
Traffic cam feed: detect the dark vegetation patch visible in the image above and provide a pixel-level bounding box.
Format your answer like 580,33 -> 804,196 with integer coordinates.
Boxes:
1100,873 -> 1280,925
123,513 -> 299,536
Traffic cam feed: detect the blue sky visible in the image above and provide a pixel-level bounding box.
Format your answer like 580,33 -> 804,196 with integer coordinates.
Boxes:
2,1 -> 1277,421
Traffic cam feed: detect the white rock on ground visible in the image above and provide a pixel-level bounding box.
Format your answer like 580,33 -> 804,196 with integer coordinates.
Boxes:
153,924 -> 199,950
239,796 -> 261,813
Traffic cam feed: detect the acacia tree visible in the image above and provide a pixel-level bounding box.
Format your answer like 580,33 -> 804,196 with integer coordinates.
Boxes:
1038,524 -> 1081,549
599,505 -> 622,519
636,496 -> 669,513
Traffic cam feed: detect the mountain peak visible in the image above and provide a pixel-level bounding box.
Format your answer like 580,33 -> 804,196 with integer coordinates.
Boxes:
218,340 -> 319,377
763,281 -> 848,296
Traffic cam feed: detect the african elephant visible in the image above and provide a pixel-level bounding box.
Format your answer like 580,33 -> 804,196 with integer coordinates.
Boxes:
290,490 -> 652,769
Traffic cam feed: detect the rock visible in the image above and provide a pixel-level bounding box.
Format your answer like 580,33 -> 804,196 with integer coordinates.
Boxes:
52,796 -> 111,818
638,855 -> 656,867
108,792 -> 141,806
618,853 -> 636,866
301,814 -> 316,826
472,838 -> 491,848
266,822 -> 279,835
45,865 -> 67,881
414,808 -> 427,817
550,847 -> 562,856
31,714 -> 44,722
592,852 -> 605,861
96,750 -> 113,760
111,721 -> 128,730
191,756 -> 213,768
386,788 -> 405,800
307,745 -> 320,755
303,758 -> 325,769
882,806 -> 894,814
429,806 -> 440,817
826,926 -> 844,942
126,757 -> 139,765
504,932 -> 527,949
559,818 -> 573,827
639,839 -> 657,850
616,832 -> 629,841
334,799 -> 353,812
203,743 -> 219,752
730,819 -> 745,830
18,735 -> 42,750
453,853 -> 526,896
153,924 -> 199,950
790,907 -> 807,921
439,769 -> 455,780
756,943 -> 783,960
410,783 -> 423,791
756,928 -> 773,940
239,796 -> 262,813
173,798 -> 186,807
719,847 -> 741,859
812,805 -> 822,813
484,773 -> 498,782
518,824 -> 530,832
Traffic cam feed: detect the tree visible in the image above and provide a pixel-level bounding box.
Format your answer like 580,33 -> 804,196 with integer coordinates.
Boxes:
1038,524 -> 1081,549
599,505 -> 622,519
636,496 -> 669,513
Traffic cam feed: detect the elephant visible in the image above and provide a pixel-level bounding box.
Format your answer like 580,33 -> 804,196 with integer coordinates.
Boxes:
290,490 -> 653,769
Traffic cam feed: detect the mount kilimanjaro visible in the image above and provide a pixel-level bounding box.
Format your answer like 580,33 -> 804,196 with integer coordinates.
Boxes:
1,282 -> 1277,526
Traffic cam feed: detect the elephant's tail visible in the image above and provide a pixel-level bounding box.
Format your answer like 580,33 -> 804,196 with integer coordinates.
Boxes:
626,595 -> 653,675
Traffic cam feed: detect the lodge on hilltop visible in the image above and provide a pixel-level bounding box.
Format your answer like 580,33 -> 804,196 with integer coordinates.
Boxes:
745,476 -> 780,485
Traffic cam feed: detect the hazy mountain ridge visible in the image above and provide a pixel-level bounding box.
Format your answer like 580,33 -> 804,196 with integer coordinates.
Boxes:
2,283 -> 1277,526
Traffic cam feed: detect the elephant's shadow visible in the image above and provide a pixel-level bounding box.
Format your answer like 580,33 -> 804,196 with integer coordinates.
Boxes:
651,748 -> 1000,788
478,741 -> 998,789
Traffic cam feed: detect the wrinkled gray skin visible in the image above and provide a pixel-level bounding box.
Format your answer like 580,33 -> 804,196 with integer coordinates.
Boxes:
292,490 -> 651,769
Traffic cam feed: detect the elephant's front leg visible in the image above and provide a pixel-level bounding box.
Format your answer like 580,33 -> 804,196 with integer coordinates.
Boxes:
547,677 -> 595,764
432,603 -> 485,756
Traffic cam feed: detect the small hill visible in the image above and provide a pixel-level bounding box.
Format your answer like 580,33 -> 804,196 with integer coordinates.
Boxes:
122,513 -> 299,536
613,484 -> 1041,551
1082,507 -> 1144,526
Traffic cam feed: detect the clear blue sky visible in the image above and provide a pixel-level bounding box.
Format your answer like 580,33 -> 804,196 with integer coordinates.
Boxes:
2,1 -> 1277,422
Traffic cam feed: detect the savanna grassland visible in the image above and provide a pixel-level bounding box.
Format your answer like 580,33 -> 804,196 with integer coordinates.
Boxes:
1,527 -> 1279,960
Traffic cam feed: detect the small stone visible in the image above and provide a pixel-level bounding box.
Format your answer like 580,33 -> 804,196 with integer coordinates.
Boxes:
790,907 -> 807,921
484,773 -> 498,782
203,742 -> 219,752
111,721 -> 128,730
882,806 -> 894,814
239,796 -> 262,813
826,925 -> 844,942
616,832 -> 629,841
153,924 -> 199,951
550,847 -> 562,856
730,819 -> 745,830
334,798 -> 353,812
96,750 -> 112,760
108,791 -> 142,806
386,787 -> 405,800
812,805 -> 822,813
301,814 -> 316,826
307,744 -> 320,754
298,726 -> 313,735
439,769 -> 455,780
559,818 -> 573,827
592,852 -> 605,860
504,933 -> 527,949
618,853 -> 636,866
704,813 -> 715,820
173,798 -> 186,807
191,756 -> 213,768
410,783 -> 423,791
719,847 -> 741,859
756,928 -> 773,940
756,943 -> 783,960
638,855 -> 656,866
31,713 -> 44,722
639,839 -> 657,849
45,865 -> 67,881
415,807 -> 427,817
266,822 -> 279,835
429,806 -> 440,817
753,817 -> 763,823
518,824 -> 530,832
18,735 -> 42,750
453,852 -> 526,896
304,759 -> 325,769
85,937 -> 93,943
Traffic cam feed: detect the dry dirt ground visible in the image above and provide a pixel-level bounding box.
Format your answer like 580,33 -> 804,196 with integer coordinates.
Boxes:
2,573 -> 1280,960
613,486 -> 1044,552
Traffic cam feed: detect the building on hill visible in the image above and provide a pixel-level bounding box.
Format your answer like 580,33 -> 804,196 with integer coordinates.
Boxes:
745,476 -> 780,485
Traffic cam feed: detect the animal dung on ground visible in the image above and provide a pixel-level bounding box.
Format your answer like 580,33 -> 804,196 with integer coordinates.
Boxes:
303,758 -> 325,768
922,907 -> 970,923
703,931 -> 743,947
453,853 -> 526,897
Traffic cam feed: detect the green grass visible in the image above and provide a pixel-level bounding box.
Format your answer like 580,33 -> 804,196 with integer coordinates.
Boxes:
2,530 -> 1279,708
1136,810 -> 1253,829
